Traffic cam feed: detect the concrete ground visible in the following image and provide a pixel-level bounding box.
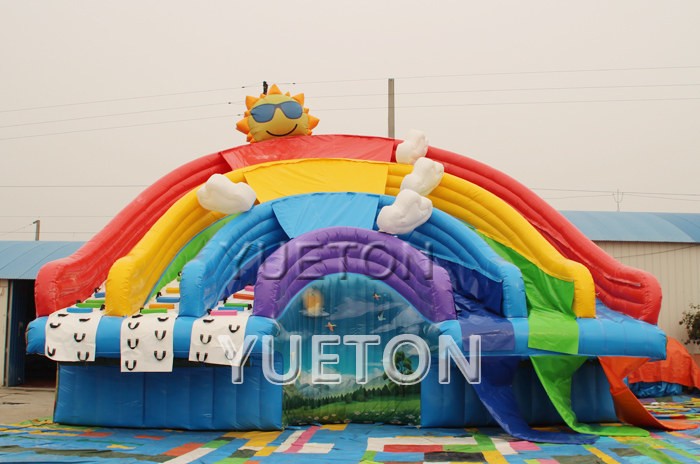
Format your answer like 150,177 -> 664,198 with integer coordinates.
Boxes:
0,387 -> 55,423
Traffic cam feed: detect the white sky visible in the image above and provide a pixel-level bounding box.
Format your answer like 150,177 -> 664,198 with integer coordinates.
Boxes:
1,0 -> 699,241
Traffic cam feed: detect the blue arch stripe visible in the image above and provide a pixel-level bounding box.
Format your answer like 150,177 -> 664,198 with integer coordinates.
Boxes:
178,193 -> 526,318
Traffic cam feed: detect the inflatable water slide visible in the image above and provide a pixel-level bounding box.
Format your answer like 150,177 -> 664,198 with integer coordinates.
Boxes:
26,85 -> 693,443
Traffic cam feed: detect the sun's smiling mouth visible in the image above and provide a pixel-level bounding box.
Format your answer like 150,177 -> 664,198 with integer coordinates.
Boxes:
266,124 -> 298,137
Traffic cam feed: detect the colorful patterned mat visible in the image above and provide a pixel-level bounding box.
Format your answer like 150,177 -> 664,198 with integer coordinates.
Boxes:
2,396 -> 700,463
640,395 -> 700,421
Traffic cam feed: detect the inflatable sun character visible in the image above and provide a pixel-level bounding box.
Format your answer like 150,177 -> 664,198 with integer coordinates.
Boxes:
236,84 -> 319,143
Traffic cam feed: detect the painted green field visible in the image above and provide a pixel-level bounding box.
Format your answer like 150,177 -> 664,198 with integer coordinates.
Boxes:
284,395 -> 421,426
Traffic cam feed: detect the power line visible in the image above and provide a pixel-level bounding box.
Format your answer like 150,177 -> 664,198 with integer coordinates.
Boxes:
0,230 -> 97,235
315,96 -> 700,112
541,193 -> 612,201
0,222 -> 35,239
0,82 -> 294,114
391,65 -> 700,81
0,88 -> 241,113
614,244 -> 699,260
7,83 -> 696,131
533,187 -> 616,193
0,113 -> 238,141
626,193 -> 700,202
1,95 -> 698,142
538,189 -> 700,204
295,65 -> 700,85
626,191 -> 700,197
0,185 -> 147,188
3,82 -> 691,130
1,185 -> 698,204
0,102 -> 231,129
0,215 -> 113,218
4,65 -> 699,113
285,77 -> 384,85
312,83 -> 700,100
534,187 -> 700,197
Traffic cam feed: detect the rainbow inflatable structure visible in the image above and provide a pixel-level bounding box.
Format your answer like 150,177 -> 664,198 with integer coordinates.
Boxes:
26,86 -> 695,443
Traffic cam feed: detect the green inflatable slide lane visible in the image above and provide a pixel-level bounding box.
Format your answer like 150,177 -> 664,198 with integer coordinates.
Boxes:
478,233 -> 579,354
531,356 -> 649,437
148,214 -> 239,301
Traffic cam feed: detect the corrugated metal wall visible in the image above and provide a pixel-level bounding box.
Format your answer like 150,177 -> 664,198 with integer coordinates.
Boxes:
595,241 -> 700,346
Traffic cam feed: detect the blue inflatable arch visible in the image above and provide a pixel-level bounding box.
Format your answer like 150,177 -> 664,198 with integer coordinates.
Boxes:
178,192 -> 526,318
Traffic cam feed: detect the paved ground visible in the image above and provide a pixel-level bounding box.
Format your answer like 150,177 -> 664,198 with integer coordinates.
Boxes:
0,386 -> 54,423
0,393 -> 699,462
1,406 -> 699,463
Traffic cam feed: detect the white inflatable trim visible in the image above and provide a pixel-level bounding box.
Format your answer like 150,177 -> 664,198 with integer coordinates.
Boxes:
395,129 -> 429,165
400,157 -> 445,196
120,313 -> 176,372
376,189 -> 433,235
197,174 -> 257,214
45,309 -> 102,362
189,312 -> 250,367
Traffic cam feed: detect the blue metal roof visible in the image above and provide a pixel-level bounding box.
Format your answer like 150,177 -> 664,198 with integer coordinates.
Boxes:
0,212 -> 698,281
561,211 -> 700,243
0,241 -> 83,280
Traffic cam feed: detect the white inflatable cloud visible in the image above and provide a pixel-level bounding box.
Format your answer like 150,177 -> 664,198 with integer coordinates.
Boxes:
395,129 -> 429,165
197,174 -> 257,214
376,189 -> 433,235
400,157 -> 444,196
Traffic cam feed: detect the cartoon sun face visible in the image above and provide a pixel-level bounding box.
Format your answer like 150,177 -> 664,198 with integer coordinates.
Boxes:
236,84 -> 319,143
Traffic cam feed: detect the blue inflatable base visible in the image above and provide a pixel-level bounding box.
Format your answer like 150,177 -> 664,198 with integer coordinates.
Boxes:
54,360 -> 282,430
53,357 -> 614,430
629,381 -> 684,399
421,358 -> 616,427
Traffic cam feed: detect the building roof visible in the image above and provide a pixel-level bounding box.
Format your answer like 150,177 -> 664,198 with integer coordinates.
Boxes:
0,241 -> 83,280
0,212 -> 698,281
561,211 -> 700,243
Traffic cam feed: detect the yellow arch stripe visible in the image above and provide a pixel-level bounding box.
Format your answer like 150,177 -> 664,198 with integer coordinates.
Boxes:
104,173 -> 242,315
103,160 -> 384,316
242,158 -> 388,201
105,158 -> 594,317
387,164 -> 594,317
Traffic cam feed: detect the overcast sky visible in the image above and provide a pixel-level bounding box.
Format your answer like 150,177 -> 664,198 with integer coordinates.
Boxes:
1,1 -> 699,241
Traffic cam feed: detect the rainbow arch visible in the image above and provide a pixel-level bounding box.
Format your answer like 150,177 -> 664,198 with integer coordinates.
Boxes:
28,134 -> 678,437
34,134 -> 661,323
100,158 -> 593,322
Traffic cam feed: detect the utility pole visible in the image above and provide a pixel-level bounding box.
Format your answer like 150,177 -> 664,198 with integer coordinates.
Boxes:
388,78 -> 395,139
32,219 -> 40,241
612,189 -> 624,212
